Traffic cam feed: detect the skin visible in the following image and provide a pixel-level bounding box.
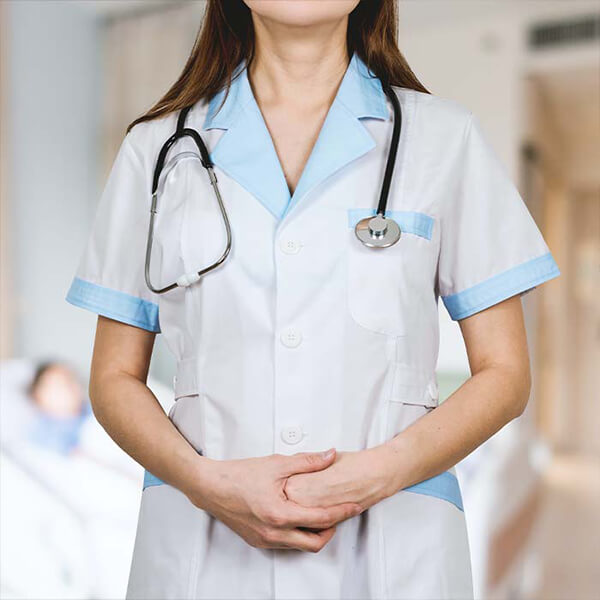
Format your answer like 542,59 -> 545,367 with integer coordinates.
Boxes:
89,2 -> 533,553
31,364 -> 85,418
244,0 -> 360,194
284,295 -> 531,508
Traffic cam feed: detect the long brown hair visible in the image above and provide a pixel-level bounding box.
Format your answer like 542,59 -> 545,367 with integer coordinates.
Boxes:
127,0 -> 429,133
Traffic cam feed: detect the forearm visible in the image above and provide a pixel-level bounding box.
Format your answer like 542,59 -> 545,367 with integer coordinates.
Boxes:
90,370 -> 212,498
284,297 -> 534,511
382,362 -> 530,495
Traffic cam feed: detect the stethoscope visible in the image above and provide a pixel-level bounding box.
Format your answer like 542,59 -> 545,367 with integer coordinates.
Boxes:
145,82 -> 402,294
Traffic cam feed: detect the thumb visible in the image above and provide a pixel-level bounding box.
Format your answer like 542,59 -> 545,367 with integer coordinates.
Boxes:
284,448 -> 336,476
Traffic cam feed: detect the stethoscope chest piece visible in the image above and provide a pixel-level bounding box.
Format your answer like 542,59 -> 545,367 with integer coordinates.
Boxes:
354,215 -> 401,248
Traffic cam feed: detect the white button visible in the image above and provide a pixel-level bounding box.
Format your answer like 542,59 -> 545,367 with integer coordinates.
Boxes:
280,239 -> 301,255
280,328 -> 302,348
281,426 -> 303,445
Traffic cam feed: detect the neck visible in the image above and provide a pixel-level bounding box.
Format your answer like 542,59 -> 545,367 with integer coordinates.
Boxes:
248,16 -> 350,108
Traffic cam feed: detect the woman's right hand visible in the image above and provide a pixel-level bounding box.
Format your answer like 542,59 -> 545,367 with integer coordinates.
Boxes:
186,448 -> 363,553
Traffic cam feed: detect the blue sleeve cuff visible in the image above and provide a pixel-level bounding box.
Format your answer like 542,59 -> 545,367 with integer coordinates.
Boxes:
66,277 -> 160,333
442,252 -> 560,321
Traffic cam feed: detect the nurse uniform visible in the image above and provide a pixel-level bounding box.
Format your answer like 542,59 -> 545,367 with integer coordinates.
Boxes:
66,52 -> 560,600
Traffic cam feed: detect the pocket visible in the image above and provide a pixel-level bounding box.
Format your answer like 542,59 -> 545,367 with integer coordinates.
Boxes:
173,356 -> 199,400
143,357 -> 204,490
346,209 -> 435,336
169,357 -> 205,454
385,363 -> 439,441
130,477 -> 207,599
379,472 -> 471,600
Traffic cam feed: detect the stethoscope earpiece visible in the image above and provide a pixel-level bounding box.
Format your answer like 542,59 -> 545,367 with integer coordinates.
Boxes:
354,215 -> 401,248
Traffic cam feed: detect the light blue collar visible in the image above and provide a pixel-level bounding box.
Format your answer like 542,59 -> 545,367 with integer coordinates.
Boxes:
202,52 -> 390,219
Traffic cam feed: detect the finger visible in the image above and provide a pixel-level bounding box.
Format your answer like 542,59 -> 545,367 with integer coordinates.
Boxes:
284,501 -> 362,530
280,448 -> 336,476
271,526 -> 337,552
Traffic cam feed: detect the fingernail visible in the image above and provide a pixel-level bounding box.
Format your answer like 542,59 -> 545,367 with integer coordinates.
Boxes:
321,448 -> 335,460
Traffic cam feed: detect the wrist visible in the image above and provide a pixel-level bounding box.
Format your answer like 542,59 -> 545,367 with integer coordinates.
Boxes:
365,444 -> 399,501
376,436 -> 413,497
182,454 -> 221,509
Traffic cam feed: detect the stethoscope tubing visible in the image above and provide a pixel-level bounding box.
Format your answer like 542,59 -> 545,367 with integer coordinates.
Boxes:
145,116 -> 232,293
146,80 -> 402,293
377,84 -> 402,217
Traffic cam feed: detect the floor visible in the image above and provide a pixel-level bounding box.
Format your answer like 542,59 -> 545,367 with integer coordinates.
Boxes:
533,453 -> 600,600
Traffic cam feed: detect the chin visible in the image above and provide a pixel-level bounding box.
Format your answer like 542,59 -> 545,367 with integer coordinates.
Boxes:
244,0 -> 360,27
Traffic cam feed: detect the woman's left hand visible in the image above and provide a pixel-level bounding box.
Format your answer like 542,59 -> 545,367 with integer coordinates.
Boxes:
283,446 -> 397,511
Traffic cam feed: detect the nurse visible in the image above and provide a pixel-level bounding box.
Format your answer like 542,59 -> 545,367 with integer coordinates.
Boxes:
66,1 -> 560,598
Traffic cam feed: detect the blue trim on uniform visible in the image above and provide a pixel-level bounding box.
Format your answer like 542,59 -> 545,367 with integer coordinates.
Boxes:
404,471 -> 463,511
143,470 -> 165,489
202,52 -> 391,220
347,209 -> 434,240
66,277 -> 160,333
143,468 -> 462,512
442,252 -> 560,321
142,448 -> 203,490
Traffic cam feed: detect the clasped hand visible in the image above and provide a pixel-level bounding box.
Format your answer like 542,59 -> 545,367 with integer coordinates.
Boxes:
188,446 -> 395,553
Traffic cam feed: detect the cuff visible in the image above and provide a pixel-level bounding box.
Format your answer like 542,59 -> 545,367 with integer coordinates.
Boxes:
441,252 -> 560,321
66,277 -> 160,333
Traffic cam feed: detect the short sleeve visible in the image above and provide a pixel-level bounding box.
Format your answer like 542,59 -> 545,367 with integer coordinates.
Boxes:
65,132 -> 160,332
438,113 -> 560,321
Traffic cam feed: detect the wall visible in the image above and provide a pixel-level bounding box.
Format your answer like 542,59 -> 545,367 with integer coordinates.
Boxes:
6,1 -> 101,372
398,0 -> 599,380
1,2 -> 12,359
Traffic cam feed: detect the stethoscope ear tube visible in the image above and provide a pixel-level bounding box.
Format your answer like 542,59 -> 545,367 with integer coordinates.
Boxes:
377,84 -> 402,217
150,129 -> 213,195
151,132 -> 180,196
353,84 -> 403,248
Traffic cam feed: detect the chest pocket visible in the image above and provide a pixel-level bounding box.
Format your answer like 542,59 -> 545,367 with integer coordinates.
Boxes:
346,209 -> 436,336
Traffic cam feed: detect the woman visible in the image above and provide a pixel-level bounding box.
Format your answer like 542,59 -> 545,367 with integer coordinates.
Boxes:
66,1 -> 560,598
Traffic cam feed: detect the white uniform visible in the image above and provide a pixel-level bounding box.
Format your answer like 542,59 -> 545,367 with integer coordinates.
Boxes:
66,52 -> 560,600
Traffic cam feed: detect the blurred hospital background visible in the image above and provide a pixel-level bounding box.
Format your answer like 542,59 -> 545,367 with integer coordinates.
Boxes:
1,1 -> 598,598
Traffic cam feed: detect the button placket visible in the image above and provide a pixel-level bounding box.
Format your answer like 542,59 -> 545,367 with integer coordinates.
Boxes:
275,226 -> 308,455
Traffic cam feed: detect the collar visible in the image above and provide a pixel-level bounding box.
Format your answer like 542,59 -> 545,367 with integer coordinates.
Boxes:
203,52 -> 389,130
201,52 -> 390,219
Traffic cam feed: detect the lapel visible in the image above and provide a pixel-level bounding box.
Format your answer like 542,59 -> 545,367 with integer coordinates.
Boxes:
203,52 -> 390,220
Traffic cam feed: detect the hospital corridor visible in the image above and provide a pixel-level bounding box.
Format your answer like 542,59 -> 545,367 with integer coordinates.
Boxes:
1,1 -> 599,599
